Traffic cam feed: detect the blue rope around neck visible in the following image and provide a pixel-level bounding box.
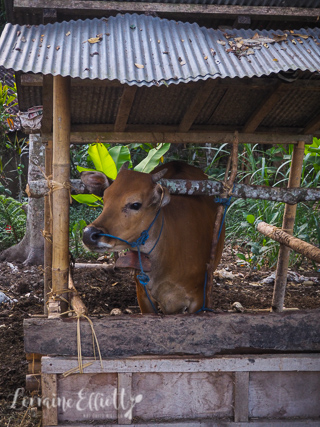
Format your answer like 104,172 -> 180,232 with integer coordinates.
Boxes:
98,209 -> 163,314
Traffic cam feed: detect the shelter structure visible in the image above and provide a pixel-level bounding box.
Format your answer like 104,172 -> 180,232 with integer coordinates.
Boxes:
0,1 -> 320,425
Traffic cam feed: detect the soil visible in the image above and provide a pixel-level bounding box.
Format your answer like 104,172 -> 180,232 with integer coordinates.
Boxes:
0,244 -> 319,426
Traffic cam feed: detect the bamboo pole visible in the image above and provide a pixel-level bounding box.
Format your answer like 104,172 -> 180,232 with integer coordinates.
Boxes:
44,140 -> 53,315
257,221 -> 320,263
206,132 -> 238,308
271,141 -> 305,313
49,76 -> 71,317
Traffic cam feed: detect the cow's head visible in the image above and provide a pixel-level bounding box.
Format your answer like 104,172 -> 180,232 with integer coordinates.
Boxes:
81,164 -> 170,253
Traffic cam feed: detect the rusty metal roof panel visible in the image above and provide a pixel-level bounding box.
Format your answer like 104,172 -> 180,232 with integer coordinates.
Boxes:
0,14 -> 320,87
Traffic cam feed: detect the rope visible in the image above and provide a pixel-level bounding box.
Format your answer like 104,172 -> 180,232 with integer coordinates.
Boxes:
99,209 -> 163,314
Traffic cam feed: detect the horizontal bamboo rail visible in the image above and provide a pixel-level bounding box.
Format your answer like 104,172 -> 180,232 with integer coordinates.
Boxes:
256,221 -> 320,263
27,179 -> 320,205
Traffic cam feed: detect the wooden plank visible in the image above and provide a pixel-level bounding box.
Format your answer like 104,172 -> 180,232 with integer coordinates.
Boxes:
242,83 -> 283,133
114,86 -> 137,132
54,421 -> 320,427
179,80 -> 217,133
14,0 -> 320,20
24,310 -> 320,358
234,372 -> 249,422
132,371 -> 233,420
42,373 -> 58,426
66,131 -> 312,145
117,373 -> 133,424
249,372 -> 320,419
41,355 -> 320,375
57,372 -> 118,423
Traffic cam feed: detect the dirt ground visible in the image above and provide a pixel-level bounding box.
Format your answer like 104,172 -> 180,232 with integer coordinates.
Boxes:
0,244 -> 319,426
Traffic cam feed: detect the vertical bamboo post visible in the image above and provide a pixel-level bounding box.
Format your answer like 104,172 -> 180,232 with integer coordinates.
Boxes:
50,75 -> 71,317
206,133 -> 238,308
271,140 -> 305,312
44,139 -> 53,315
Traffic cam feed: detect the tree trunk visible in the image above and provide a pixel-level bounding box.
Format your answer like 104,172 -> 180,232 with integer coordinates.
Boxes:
0,134 -> 45,265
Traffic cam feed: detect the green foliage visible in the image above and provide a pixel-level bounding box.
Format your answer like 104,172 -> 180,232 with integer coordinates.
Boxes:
69,204 -> 103,258
225,142 -> 320,270
72,142 -> 170,207
0,195 -> 27,250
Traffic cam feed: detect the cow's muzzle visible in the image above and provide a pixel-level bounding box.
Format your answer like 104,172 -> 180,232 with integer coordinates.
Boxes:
82,226 -> 112,251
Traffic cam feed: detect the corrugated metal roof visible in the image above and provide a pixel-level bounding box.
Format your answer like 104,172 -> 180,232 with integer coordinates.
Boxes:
0,14 -> 320,87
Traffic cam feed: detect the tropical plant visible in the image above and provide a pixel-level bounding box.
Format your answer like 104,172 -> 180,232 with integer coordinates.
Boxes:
0,195 -> 27,250
72,142 -> 170,207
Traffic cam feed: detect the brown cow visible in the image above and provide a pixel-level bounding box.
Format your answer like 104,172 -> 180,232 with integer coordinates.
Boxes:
81,161 -> 225,314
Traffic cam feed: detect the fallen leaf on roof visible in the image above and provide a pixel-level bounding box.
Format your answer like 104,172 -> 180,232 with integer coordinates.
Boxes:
90,52 -> 99,57
272,33 -> 287,42
210,48 -> 215,56
204,55 -> 208,60
291,39 -> 297,45
273,58 -> 278,62
135,63 -> 144,69
88,37 -> 101,44
180,60 -> 186,66
56,46 -> 60,51
17,31 -> 21,37
130,25 -> 136,30
21,37 -> 26,43
217,40 -> 226,46
292,33 -> 309,39
47,45 -> 51,48
66,31 -> 71,36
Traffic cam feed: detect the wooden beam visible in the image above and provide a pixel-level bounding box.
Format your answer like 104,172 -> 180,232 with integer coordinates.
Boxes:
179,80 -> 217,132
303,110 -> 320,135
243,82 -> 284,133
14,1 -> 320,20
41,74 -> 53,134
27,178 -> 320,205
42,354 -> 320,374
24,309 -> 320,357
62,131 -> 312,145
114,86 -> 137,132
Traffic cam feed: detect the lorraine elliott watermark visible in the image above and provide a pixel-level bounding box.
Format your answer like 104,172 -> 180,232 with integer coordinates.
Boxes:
10,386 -> 143,420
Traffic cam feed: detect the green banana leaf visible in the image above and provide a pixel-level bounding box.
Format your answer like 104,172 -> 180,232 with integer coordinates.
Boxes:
134,143 -> 170,173
109,146 -> 131,171
72,194 -> 103,207
88,143 -> 117,179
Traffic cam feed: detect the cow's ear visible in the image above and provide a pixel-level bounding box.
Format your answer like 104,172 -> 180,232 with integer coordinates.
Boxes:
153,184 -> 170,207
80,171 -> 111,197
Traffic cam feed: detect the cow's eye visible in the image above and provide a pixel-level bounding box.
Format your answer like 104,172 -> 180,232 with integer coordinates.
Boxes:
129,202 -> 142,211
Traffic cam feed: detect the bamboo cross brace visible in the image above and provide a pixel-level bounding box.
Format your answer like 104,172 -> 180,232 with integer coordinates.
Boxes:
206,132 -> 239,308
257,221 -> 320,264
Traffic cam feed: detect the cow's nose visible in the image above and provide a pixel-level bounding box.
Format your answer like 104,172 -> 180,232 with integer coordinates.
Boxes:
82,226 -> 103,246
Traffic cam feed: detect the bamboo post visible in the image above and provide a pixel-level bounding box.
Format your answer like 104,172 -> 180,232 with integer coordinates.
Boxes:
257,221 -> 320,263
44,140 -> 53,315
49,76 -> 71,317
271,141 -> 305,312
206,132 -> 238,308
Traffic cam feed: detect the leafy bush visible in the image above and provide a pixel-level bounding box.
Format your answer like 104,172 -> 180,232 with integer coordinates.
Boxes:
0,195 -> 27,251
224,140 -> 320,269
